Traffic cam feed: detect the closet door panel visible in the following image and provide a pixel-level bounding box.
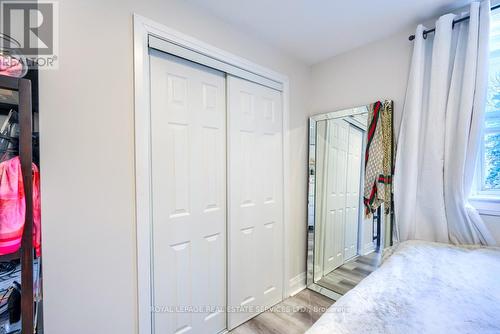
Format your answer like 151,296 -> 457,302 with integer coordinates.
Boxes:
150,50 -> 226,334
228,76 -> 283,330
323,119 -> 349,275
228,85 -> 260,327
344,125 -> 363,260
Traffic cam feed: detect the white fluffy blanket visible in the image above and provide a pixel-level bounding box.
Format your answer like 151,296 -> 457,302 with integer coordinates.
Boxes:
307,240 -> 500,334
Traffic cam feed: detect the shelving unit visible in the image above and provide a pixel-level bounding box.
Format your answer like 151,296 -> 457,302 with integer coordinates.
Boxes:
0,74 -> 34,334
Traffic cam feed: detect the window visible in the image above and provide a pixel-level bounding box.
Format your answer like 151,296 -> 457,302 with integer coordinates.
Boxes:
472,9 -> 500,214
479,10 -> 500,194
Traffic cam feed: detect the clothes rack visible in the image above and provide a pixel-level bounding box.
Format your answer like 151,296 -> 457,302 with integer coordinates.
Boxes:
0,74 -> 34,334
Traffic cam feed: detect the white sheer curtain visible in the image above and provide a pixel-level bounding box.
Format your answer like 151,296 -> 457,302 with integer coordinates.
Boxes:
394,1 -> 496,245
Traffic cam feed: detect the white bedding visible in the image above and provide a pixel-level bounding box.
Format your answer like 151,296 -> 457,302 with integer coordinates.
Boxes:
307,240 -> 500,334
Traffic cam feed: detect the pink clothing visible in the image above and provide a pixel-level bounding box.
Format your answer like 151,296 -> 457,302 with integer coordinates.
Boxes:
0,157 -> 41,256
0,55 -> 25,78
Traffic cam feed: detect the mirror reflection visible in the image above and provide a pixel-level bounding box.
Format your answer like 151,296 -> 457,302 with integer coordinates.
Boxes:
307,100 -> 394,298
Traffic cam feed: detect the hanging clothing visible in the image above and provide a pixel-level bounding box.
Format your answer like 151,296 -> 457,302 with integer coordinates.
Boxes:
363,100 -> 393,216
0,156 -> 41,256
0,56 -> 25,78
394,1 -> 495,245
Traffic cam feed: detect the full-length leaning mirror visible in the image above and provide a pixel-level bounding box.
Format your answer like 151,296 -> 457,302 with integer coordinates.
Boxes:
307,100 -> 395,300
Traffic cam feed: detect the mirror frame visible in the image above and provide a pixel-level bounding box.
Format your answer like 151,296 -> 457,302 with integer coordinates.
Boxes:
306,103 -> 394,300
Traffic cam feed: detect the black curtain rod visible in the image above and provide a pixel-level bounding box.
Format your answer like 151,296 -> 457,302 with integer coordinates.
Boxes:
409,3 -> 500,41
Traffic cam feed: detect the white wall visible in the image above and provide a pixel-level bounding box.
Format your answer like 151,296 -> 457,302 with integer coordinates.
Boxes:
310,28 -> 414,135
310,26 -> 500,244
38,0 -> 310,333
483,215 -> 500,244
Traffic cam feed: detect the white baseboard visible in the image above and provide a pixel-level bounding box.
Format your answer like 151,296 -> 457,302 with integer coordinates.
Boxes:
288,272 -> 306,296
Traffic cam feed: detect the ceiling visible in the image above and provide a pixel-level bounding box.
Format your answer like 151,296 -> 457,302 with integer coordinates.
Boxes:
186,0 -> 472,64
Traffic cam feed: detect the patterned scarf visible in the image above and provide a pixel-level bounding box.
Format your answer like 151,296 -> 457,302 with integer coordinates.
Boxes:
363,100 -> 393,217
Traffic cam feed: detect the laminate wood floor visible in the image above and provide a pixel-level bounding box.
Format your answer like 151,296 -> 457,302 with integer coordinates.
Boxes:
316,250 -> 381,295
229,289 -> 334,334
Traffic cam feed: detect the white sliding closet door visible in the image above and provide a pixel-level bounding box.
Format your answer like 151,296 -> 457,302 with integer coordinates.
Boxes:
344,125 -> 362,261
149,50 -> 226,334
322,119 -> 349,275
227,76 -> 283,330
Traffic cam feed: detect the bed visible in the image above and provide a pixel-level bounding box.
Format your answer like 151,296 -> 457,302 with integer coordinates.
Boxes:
306,240 -> 500,334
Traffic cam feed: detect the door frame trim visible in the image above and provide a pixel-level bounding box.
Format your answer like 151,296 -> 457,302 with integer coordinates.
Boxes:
133,14 -> 291,334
